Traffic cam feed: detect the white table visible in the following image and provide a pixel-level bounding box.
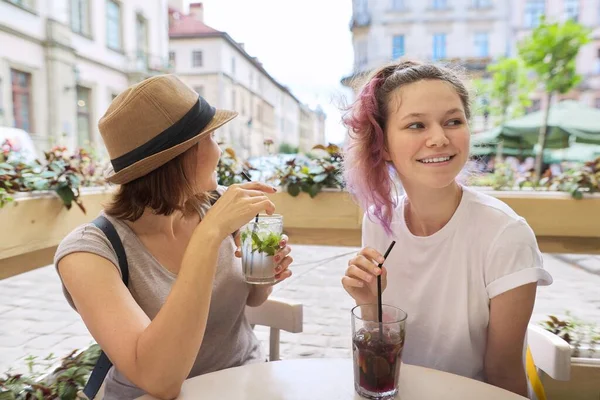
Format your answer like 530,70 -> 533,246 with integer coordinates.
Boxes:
137,358 -> 528,400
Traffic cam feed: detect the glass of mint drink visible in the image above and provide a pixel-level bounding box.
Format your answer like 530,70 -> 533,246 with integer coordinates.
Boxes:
240,214 -> 283,284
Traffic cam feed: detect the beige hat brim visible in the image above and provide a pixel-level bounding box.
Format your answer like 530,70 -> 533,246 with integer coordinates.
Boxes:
105,109 -> 238,185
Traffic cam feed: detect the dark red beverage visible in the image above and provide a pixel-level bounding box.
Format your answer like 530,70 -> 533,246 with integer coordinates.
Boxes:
352,329 -> 404,399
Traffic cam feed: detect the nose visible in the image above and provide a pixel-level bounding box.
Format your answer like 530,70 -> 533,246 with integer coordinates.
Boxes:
425,125 -> 450,148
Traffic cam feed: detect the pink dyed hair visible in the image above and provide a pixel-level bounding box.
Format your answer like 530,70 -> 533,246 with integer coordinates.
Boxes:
342,60 -> 471,235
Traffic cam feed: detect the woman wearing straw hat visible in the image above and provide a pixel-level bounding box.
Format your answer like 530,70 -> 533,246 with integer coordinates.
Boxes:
54,75 -> 293,400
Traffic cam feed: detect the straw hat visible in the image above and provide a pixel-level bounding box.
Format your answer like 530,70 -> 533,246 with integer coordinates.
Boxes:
99,74 -> 237,184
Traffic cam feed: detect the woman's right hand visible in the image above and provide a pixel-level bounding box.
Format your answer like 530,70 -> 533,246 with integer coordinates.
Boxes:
342,247 -> 387,305
201,182 -> 277,240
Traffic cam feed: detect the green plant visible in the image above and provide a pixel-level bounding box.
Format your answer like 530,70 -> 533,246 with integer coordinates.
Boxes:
540,157 -> 600,199
278,143 -> 299,154
518,17 -> 591,179
0,344 -> 101,400
0,141 -> 107,212
277,144 -> 344,198
477,162 -> 518,190
241,229 -> 282,256
216,147 -> 254,186
540,312 -> 600,357
474,57 -> 535,125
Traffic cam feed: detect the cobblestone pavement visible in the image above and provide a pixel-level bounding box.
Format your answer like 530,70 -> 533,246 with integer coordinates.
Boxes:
1,246 -> 600,373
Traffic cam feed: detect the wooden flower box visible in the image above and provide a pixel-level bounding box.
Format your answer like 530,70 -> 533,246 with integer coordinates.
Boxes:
268,189 -> 600,254
0,188 -> 113,279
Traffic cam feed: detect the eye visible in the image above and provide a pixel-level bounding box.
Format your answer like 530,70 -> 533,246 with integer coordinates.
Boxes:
446,119 -> 463,127
407,122 -> 425,129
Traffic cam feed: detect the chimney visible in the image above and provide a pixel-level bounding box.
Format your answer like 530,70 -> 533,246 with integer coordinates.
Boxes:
189,2 -> 204,22
168,0 -> 188,13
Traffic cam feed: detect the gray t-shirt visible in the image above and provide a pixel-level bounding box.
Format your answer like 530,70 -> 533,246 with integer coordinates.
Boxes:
54,211 -> 265,400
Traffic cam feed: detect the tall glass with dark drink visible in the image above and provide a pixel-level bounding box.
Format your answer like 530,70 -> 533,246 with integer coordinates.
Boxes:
351,304 -> 407,399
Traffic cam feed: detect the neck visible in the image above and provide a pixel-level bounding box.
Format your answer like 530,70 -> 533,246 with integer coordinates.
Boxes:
125,208 -> 193,240
402,181 -> 463,236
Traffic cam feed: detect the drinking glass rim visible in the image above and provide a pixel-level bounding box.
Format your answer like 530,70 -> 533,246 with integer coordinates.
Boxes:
255,214 -> 283,219
351,304 -> 408,323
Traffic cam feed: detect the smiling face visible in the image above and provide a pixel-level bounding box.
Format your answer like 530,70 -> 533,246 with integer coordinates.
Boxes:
383,79 -> 470,190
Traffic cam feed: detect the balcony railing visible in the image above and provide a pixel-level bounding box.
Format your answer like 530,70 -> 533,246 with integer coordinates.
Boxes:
127,52 -> 172,76
349,12 -> 371,29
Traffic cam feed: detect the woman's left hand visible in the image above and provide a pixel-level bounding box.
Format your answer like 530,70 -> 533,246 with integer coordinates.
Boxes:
234,234 -> 293,284
272,235 -> 293,283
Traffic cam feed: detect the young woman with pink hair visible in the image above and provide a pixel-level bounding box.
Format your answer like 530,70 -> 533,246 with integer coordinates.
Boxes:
341,60 -> 552,397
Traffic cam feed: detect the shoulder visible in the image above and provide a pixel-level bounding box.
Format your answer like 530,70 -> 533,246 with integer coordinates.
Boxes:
54,214 -> 120,272
462,187 -> 524,226
361,202 -> 402,247
465,188 -> 553,295
459,187 -> 533,242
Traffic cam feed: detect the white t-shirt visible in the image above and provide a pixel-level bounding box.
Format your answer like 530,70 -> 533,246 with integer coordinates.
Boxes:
361,185 -> 552,381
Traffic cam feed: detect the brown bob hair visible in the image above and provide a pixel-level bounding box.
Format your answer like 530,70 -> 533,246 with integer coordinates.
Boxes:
104,143 -> 216,221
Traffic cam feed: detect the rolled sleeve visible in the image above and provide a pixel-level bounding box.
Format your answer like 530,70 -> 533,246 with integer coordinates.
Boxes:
484,219 -> 553,299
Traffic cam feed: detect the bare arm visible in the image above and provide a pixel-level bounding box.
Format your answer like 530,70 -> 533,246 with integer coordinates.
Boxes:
58,224 -> 222,399
246,285 -> 273,307
484,282 -> 537,397
59,183 -> 276,399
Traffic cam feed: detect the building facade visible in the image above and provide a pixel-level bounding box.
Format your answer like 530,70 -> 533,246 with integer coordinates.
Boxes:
0,0 -> 170,153
299,104 -> 326,153
168,2 -> 325,159
343,0 -> 600,112
343,0 -> 510,87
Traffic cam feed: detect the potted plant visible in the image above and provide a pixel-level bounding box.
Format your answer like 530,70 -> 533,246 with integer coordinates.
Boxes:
276,144 -> 344,198
0,140 -> 107,212
541,313 -> 600,359
0,345 -> 100,400
216,147 -> 255,186
0,142 -> 112,279
538,313 -> 600,400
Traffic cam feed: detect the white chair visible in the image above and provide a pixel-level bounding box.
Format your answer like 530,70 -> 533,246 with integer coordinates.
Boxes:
526,323 -> 572,400
246,297 -> 304,361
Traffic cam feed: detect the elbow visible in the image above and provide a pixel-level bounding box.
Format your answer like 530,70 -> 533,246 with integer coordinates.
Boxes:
143,380 -> 183,400
246,286 -> 272,307
484,361 -> 512,382
134,364 -> 185,400
246,297 -> 267,307
484,363 -> 527,394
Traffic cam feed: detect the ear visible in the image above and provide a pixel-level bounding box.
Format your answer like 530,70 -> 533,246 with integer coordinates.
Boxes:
382,144 -> 392,162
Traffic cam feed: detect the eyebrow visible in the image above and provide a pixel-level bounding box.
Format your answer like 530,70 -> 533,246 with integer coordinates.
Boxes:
400,108 -> 463,121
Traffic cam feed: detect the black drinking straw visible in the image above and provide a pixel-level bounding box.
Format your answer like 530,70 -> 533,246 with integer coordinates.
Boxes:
241,171 -> 259,224
377,241 -> 396,338
241,171 -> 260,276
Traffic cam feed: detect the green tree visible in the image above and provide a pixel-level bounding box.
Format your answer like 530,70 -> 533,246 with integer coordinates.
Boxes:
475,57 -> 535,127
518,17 -> 591,179
278,142 -> 299,154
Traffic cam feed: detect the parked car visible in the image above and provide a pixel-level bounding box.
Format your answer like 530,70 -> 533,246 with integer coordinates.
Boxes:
0,126 -> 38,163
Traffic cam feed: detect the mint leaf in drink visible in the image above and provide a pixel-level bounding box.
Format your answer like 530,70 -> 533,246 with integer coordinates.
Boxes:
241,230 -> 249,244
245,231 -> 282,256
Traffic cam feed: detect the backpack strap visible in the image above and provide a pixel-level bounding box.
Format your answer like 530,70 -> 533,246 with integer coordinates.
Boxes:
83,215 -> 130,399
